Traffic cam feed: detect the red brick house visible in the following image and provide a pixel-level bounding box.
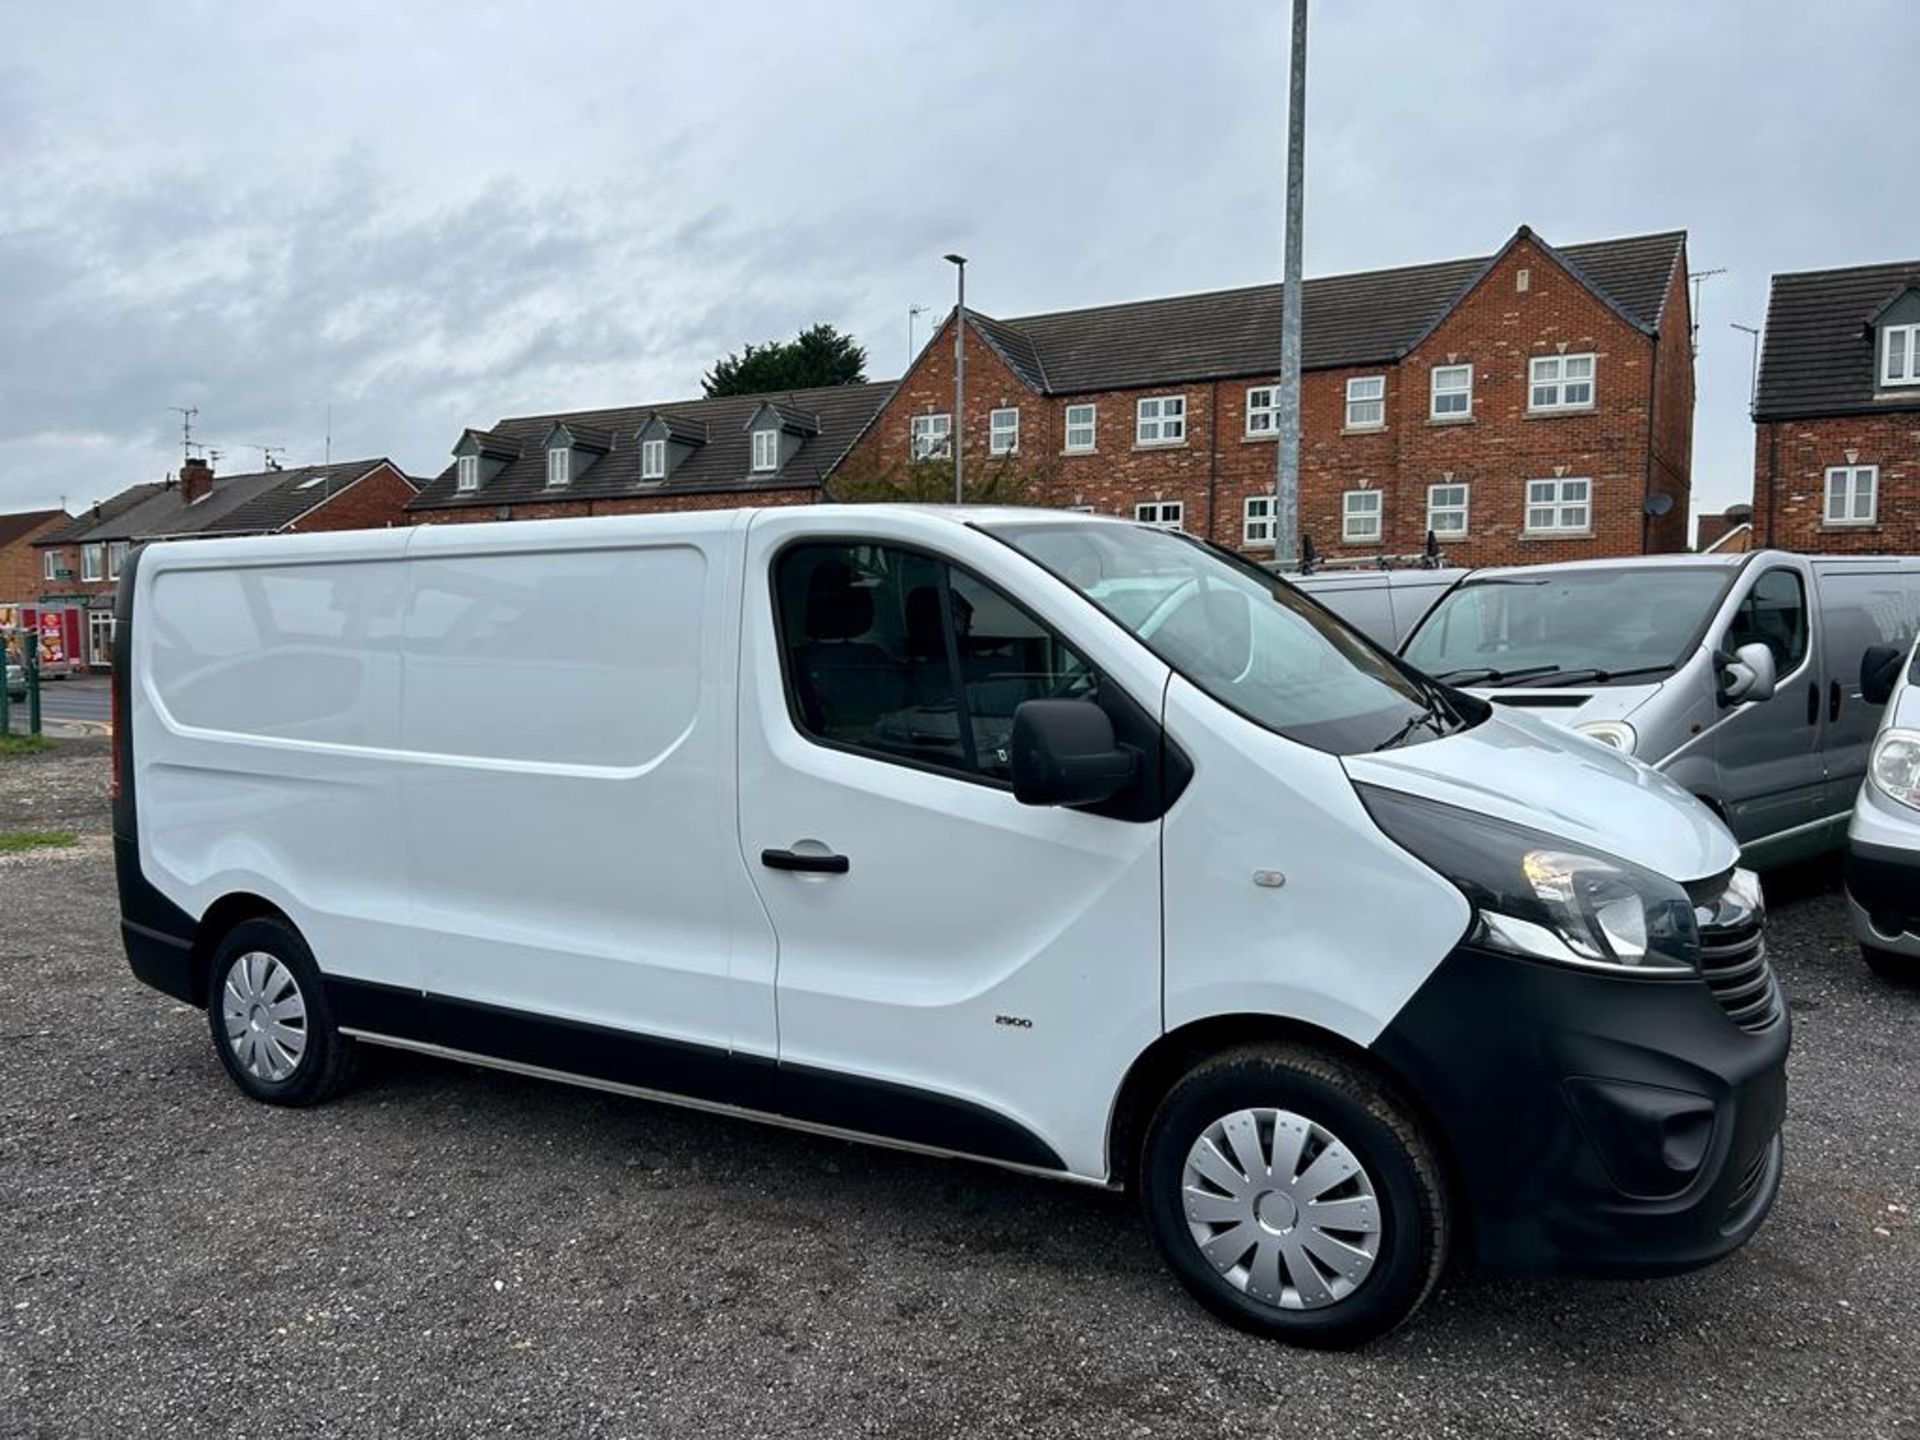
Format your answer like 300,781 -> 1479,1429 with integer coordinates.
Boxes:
0,509 -> 69,604
842,226 -> 1695,564
1752,259 -> 1920,552
407,382 -> 896,524
34,457 -> 417,669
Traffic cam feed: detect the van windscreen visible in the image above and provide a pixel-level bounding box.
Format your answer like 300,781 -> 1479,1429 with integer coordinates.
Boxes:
984,521 -> 1471,755
1404,567 -> 1734,685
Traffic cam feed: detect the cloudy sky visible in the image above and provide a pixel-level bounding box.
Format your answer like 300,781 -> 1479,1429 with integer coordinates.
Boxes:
3,0 -> 1915,525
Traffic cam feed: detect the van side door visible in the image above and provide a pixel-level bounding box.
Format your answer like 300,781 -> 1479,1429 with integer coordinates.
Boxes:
1712,562 -> 1824,853
1812,560 -> 1920,825
736,512 -> 1168,1180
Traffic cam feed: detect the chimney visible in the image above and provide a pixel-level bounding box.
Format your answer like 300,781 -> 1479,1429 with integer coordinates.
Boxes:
180,456 -> 214,505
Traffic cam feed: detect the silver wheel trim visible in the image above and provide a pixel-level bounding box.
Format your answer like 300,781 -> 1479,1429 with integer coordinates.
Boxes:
220,951 -> 308,1083
1181,1107 -> 1383,1311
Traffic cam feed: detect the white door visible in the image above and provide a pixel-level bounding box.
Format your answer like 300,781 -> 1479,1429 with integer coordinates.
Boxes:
736,511 -> 1168,1179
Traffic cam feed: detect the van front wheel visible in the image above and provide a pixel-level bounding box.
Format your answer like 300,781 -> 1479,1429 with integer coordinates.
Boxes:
206,916 -> 359,1106
1139,1043 -> 1448,1349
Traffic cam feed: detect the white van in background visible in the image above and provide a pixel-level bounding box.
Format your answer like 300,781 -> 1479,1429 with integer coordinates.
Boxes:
114,507 -> 1787,1347
1401,551 -> 1920,867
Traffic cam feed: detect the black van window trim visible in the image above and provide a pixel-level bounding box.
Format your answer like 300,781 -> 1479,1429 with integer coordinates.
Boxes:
1725,565 -> 1812,684
766,533 -> 1134,794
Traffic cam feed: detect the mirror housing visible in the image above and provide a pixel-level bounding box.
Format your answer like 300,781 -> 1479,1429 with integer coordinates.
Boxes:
1719,642 -> 1779,705
1010,699 -> 1138,808
1861,644 -> 1905,707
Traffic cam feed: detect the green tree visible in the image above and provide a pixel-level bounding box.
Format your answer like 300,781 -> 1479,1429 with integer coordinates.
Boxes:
826,451 -> 1047,507
702,323 -> 868,397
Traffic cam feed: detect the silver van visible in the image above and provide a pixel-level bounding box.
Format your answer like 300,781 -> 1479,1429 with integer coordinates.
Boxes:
1290,567 -> 1466,648
1400,551 -> 1920,866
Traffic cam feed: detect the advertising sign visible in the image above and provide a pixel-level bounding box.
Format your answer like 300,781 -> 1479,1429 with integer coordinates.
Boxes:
37,609 -> 67,668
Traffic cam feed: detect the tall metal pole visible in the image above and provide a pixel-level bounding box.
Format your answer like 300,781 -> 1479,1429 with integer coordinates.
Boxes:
1272,0 -> 1308,569
945,254 -> 968,504
1731,322 -> 1761,412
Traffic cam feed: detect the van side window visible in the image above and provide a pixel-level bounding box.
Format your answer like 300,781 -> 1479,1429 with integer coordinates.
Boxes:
774,543 -> 1094,782
1727,569 -> 1808,676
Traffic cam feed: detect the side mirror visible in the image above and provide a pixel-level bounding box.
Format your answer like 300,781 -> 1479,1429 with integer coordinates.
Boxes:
1719,641 -> 1778,705
1861,644 -> 1905,707
1010,699 -> 1138,808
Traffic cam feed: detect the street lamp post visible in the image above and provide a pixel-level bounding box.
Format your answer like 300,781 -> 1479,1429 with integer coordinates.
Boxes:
1272,0 -> 1308,570
945,253 -> 967,505
1731,322 -> 1762,412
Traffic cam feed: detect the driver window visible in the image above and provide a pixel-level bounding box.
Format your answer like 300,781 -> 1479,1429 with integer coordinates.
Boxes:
1727,569 -> 1807,676
775,542 -> 1094,782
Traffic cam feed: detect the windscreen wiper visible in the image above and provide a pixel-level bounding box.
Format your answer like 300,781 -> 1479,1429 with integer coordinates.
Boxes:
1430,663 -> 1558,685
1504,663 -> 1675,688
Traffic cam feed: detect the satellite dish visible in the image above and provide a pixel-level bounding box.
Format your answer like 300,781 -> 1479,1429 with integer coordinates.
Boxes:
1643,492 -> 1675,518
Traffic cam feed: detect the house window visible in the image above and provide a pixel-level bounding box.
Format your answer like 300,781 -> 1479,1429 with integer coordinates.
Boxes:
88,611 -> 114,667
1430,364 -> 1473,419
1064,404 -> 1096,453
1243,495 -> 1275,545
752,429 -> 782,472
1136,395 -> 1186,445
546,448 -> 570,488
456,455 -> 479,492
1529,353 -> 1596,410
81,544 -> 105,582
1342,490 -> 1383,543
1883,324 -> 1920,387
641,438 -> 667,480
107,541 -> 129,580
1134,500 -> 1184,530
1245,386 -> 1280,436
1825,465 -> 1878,525
1346,376 -> 1385,429
989,407 -> 1020,455
1525,477 -> 1592,534
42,550 -> 61,582
1426,483 -> 1469,539
910,413 -> 951,461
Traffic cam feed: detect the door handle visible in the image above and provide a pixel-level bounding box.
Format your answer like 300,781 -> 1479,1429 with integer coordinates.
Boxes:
761,847 -> 850,875
1829,679 -> 1842,723
1806,681 -> 1819,725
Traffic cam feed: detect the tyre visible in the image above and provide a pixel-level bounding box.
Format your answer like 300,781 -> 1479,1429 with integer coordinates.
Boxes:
205,915 -> 359,1106
1138,1042 -> 1448,1349
1862,943 -> 1920,984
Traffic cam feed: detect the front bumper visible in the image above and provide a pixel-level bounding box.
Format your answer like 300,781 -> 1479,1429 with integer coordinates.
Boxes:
1846,838 -> 1920,959
1371,942 -> 1789,1277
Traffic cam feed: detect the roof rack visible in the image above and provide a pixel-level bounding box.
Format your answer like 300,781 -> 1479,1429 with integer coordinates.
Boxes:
1266,531 -> 1453,576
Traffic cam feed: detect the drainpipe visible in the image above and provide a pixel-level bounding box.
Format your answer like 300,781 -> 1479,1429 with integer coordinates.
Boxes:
1642,335 -> 1660,554
1206,379 -> 1220,543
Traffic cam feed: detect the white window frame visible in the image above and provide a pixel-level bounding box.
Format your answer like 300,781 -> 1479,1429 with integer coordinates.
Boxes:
546,447 -> 570,488
909,413 -> 951,461
1430,364 -> 1473,419
1135,394 -> 1186,446
989,407 -> 1020,456
1342,489 -> 1383,543
1063,404 -> 1096,453
1529,352 -> 1596,412
1524,477 -> 1592,535
640,438 -> 667,480
1245,386 -> 1280,436
81,543 -> 105,582
1345,375 -> 1385,430
88,611 -> 114,667
1824,464 -> 1878,525
752,428 -> 782,473
1134,500 -> 1185,531
107,540 -> 129,580
42,549 -> 60,582
456,454 -> 479,492
1426,483 -> 1469,540
1243,494 -> 1275,546
1882,323 -> 1920,388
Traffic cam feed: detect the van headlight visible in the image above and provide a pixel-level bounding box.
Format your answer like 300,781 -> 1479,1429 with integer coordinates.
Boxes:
1574,720 -> 1637,753
1358,786 -> 1699,975
1870,728 -> 1920,810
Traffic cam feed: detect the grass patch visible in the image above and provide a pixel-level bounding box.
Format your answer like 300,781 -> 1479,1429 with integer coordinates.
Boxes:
0,733 -> 55,756
0,829 -> 78,853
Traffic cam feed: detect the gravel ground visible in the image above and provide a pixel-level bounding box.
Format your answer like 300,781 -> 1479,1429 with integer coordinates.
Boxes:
2,740 -> 1917,1439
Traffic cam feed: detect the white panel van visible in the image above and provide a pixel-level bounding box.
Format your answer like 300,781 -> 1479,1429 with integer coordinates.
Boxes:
114,507 -> 1788,1347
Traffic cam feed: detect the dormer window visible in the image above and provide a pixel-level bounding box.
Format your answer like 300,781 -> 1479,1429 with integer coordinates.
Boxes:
1882,322 -> 1920,387
752,429 -> 779,472
546,447 -> 570,487
641,438 -> 667,480
452,429 -> 520,493
457,455 -> 479,492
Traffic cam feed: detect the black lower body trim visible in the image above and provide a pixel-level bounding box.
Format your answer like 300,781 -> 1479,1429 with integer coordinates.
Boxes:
327,978 -> 1066,1173
1847,839 -> 1920,940
115,833 -> 200,1004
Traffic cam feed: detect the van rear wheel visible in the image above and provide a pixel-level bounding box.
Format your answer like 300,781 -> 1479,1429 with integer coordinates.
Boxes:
206,916 -> 358,1106
1139,1043 -> 1448,1349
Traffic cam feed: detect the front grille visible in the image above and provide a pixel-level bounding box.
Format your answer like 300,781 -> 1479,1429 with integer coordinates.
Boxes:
1689,871 -> 1785,1034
